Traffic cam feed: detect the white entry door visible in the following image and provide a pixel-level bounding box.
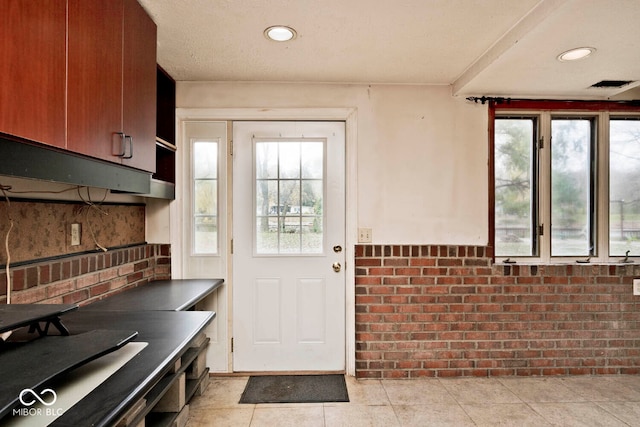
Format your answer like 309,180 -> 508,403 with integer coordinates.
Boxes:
232,121 -> 346,372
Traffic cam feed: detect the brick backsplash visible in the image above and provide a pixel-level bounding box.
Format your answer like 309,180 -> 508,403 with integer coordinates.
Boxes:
0,244 -> 170,305
355,244 -> 640,378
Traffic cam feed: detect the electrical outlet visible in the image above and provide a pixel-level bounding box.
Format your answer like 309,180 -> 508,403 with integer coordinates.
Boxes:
358,227 -> 372,243
71,223 -> 81,246
633,278 -> 640,296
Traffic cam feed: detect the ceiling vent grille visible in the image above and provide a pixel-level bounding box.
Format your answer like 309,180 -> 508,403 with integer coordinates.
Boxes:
590,80 -> 634,88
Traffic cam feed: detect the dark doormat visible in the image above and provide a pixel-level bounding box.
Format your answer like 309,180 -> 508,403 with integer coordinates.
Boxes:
239,374 -> 349,404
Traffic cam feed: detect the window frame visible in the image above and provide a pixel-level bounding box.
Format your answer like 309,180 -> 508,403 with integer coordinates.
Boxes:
548,113 -> 598,258
490,100 -> 640,264
607,114 -> 640,257
493,115 -> 540,257
190,137 -> 221,256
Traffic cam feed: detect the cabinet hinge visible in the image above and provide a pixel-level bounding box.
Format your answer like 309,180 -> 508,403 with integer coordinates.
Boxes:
231,337 -> 234,352
229,140 -> 233,156
230,239 -> 234,254
538,224 -> 544,236
538,136 -> 544,149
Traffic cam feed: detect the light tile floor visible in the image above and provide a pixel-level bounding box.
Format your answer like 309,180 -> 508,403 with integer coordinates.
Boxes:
186,375 -> 640,426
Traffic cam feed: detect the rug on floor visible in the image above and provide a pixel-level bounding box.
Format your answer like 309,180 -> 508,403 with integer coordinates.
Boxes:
239,374 -> 349,404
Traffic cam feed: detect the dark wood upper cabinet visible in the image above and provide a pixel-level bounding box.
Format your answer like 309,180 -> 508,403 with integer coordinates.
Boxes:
67,0 -> 124,163
1,0 -> 156,174
122,0 -> 157,172
67,0 -> 157,173
0,0 -> 66,148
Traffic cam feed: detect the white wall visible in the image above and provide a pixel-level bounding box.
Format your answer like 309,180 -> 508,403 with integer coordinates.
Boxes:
145,197 -> 171,243
176,82 -> 489,245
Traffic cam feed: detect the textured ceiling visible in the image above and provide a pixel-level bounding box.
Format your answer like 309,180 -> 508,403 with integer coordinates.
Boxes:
139,0 -> 640,99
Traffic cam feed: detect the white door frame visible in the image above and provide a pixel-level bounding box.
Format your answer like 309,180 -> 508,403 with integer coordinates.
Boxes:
173,108 -> 358,375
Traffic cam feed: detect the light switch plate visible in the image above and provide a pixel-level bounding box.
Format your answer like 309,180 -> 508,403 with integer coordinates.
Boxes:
358,228 -> 372,243
633,278 -> 640,296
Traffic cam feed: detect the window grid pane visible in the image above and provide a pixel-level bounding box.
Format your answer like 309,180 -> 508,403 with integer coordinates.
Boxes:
193,141 -> 218,254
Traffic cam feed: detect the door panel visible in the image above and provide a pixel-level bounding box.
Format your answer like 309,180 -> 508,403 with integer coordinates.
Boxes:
254,278 -> 281,343
233,121 -> 345,372
297,278 -> 326,342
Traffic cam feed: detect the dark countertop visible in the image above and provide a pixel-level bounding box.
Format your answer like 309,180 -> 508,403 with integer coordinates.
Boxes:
0,329 -> 138,419
83,279 -> 224,312
48,309 -> 215,427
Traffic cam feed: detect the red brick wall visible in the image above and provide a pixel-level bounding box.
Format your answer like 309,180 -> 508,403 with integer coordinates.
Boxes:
0,244 -> 170,305
355,244 -> 640,378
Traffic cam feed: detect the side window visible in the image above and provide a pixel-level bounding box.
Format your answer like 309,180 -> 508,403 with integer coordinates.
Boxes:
192,140 -> 218,254
550,118 -> 594,256
609,118 -> 640,257
494,118 -> 537,257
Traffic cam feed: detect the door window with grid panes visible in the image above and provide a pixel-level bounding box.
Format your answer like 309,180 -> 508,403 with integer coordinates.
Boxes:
254,139 -> 324,255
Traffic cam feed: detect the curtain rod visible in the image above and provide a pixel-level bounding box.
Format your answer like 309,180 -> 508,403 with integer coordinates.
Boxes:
466,96 -> 640,106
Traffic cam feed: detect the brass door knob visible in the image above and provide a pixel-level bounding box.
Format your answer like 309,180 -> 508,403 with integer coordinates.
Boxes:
332,262 -> 341,272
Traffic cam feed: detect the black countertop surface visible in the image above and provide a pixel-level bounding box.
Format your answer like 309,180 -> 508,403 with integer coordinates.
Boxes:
47,310 -> 215,427
83,279 -> 224,312
0,329 -> 138,420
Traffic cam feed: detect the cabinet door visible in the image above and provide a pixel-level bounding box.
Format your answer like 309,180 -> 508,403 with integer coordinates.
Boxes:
0,0 -> 66,147
122,0 -> 157,172
67,0 -> 124,163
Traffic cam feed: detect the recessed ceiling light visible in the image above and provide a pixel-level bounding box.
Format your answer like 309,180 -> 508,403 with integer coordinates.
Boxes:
264,26 -> 297,42
557,47 -> 596,62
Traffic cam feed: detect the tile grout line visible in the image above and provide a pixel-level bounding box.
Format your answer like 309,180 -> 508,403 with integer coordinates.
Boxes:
437,377 -> 494,426
379,379 -> 404,426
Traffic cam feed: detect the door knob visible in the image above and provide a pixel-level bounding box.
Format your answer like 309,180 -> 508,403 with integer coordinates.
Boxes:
332,262 -> 341,272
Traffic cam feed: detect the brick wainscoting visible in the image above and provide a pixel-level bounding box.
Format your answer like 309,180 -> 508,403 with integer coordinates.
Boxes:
355,244 -> 640,378
0,244 -> 170,305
